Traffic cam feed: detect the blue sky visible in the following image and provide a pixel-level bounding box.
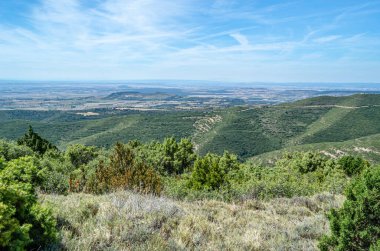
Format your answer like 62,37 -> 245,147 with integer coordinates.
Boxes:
0,0 -> 380,82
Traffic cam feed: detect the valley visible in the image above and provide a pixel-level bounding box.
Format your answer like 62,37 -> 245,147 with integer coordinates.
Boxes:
1,93 -> 380,162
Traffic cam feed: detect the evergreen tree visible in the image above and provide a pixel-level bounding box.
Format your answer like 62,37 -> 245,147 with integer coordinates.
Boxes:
174,138 -> 196,174
162,137 -> 178,174
17,126 -> 57,155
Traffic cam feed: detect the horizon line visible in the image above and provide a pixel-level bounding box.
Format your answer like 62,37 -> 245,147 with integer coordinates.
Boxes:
1,79 -> 380,85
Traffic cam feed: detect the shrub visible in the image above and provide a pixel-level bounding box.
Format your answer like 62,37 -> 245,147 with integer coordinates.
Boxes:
135,137 -> 195,176
277,151 -> 333,174
0,157 -> 57,250
165,151 -> 349,201
173,138 -> 196,174
86,143 -> 162,195
319,165 -> 380,251
38,150 -> 74,194
162,137 -> 196,175
338,155 -> 369,177
135,140 -> 166,174
189,151 -> 240,191
230,165 -> 322,200
1,156 -> 45,187
0,139 -> 34,161
228,152 -> 349,201
65,144 -> 99,168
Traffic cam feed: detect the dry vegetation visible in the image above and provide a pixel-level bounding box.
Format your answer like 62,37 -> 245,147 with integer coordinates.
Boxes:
40,191 -> 344,251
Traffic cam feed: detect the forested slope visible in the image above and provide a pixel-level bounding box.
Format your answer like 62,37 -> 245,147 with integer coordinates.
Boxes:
1,94 -> 380,159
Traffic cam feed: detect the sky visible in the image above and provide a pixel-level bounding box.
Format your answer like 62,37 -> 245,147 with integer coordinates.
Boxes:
0,0 -> 380,83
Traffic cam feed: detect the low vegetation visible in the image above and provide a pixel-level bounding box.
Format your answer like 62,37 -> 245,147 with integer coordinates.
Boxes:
1,93 -> 380,251
40,191 -> 344,250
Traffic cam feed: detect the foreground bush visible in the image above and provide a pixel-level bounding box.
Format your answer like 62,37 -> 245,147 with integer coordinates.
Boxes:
134,137 -> 196,175
319,165 -> 380,251
231,152 -> 348,200
188,151 -> 240,191
0,157 -> 57,250
38,150 -> 74,194
86,143 -> 162,195
338,155 -> 370,177
165,151 -> 349,201
0,139 -> 34,161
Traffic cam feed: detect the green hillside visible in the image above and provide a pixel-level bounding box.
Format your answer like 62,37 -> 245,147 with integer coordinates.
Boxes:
195,94 -> 380,158
0,94 -> 380,159
250,133 -> 380,166
284,94 -> 380,145
0,109 -> 205,148
194,105 -> 330,158
287,93 -> 380,107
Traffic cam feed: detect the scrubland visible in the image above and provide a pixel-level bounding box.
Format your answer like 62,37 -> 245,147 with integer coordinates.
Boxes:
41,191 -> 343,251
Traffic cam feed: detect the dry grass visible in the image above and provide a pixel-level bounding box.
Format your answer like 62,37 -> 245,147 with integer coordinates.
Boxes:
40,192 -> 344,251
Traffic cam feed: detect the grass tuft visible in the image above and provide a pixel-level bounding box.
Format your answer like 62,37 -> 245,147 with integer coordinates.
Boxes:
40,191 -> 344,250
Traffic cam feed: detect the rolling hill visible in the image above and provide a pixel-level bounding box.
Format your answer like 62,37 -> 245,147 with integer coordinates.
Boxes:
249,133 -> 380,166
0,94 -> 380,160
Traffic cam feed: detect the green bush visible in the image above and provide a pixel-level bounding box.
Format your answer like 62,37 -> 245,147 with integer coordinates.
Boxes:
188,151 -> 240,191
135,137 -> 196,175
229,152 -> 349,200
1,156 -> 45,187
65,144 -> 99,168
164,151 -> 350,201
0,157 -> 57,250
134,140 -> 166,174
338,155 -> 370,177
162,137 -> 196,175
230,165 -> 320,200
0,139 -> 34,161
319,165 -> 380,251
277,151 -> 334,173
163,175 -> 233,201
38,150 -> 74,194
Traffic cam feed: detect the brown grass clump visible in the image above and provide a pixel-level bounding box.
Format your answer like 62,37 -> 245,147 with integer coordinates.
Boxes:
40,192 -> 344,250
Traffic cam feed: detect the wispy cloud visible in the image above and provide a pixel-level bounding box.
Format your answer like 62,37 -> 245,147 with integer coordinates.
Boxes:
314,35 -> 342,43
0,0 -> 379,82
230,33 -> 249,47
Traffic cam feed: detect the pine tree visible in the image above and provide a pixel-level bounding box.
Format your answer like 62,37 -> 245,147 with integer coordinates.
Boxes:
17,126 -> 57,155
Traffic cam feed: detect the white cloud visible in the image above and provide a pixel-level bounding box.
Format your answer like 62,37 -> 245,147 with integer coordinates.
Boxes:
0,0 -> 379,82
314,35 -> 342,43
230,33 -> 249,47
